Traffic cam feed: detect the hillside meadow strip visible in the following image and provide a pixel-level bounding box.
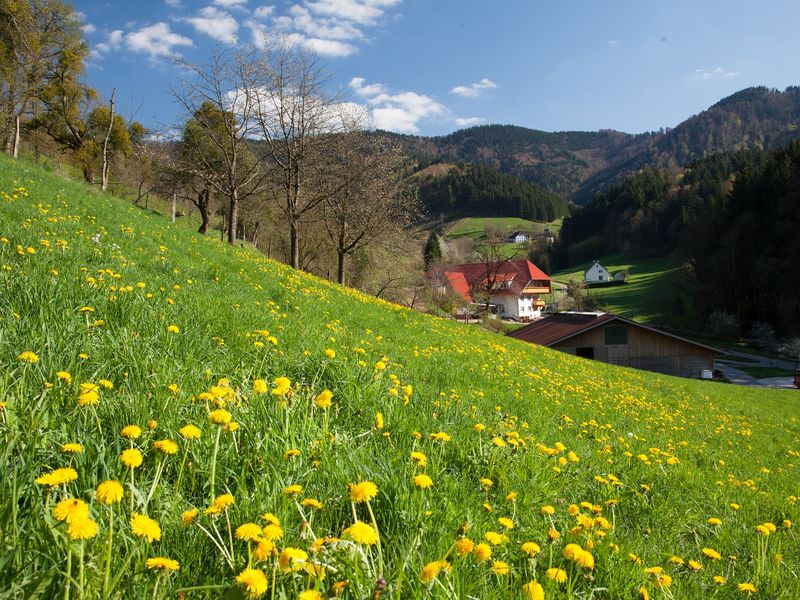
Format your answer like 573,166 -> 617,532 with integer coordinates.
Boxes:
0,154 -> 798,599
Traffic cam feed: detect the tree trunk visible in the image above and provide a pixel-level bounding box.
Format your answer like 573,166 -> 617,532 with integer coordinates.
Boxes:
337,251 -> 346,285
101,89 -> 116,192
83,166 -> 94,183
171,193 -> 177,223
197,188 -> 210,234
289,221 -> 300,269
12,114 -> 20,159
227,190 -> 238,245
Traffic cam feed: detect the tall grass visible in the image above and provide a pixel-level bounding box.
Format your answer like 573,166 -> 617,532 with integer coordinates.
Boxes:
0,153 -> 798,598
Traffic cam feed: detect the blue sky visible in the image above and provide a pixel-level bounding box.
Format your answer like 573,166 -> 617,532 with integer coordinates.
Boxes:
71,0 -> 800,136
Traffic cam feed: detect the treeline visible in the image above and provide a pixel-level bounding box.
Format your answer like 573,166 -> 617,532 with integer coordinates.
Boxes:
415,162 -> 569,222
0,1 -> 144,187
388,88 -> 800,201
557,141 -> 800,336
1,0 -> 423,298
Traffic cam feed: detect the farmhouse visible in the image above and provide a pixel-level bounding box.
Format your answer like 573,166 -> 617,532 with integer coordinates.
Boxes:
507,311 -> 724,378
508,231 -> 530,244
584,260 -> 626,285
436,259 -> 551,321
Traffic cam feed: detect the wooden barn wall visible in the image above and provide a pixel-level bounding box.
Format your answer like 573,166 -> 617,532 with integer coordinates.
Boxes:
552,324 -> 715,378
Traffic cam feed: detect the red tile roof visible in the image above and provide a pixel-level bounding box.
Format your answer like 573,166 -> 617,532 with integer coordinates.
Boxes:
440,259 -> 551,302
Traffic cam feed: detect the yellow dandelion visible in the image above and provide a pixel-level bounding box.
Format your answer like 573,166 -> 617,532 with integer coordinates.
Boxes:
522,581 -> 544,600
236,568 -> 269,597
301,498 -> 323,510
283,484 -> 303,496
455,537 -> 474,557
153,439 -> 179,455
473,543 -> 492,561
53,498 -> 90,523
253,379 -> 267,395
271,376 -> 291,396
262,523 -> 284,541
546,567 -> 567,584
521,541 -> 541,556
348,480 -> 378,503
61,443 -> 83,454
36,467 -> 78,487
343,520 -> 379,545
121,425 -> 142,439
96,480 -> 124,505
208,409 -> 232,425
279,547 -> 308,573
146,557 -> 180,571
314,389 -> 333,409
178,424 -> 201,440
18,351 -> 39,363
130,513 -> 161,542
182,508 -> 199,525
68,518 -> 99,540
236,523 -> 264,542
413,474 -> 433,489
491,560 -> 510,576
420,560 -> 449,584
121,448 -> 143,469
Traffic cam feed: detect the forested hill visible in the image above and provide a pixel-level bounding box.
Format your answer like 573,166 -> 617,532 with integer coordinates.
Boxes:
388,86 -> 800,202
409,161 -> 569,222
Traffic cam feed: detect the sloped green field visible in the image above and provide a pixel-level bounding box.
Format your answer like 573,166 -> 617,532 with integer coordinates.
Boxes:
0,154 -> 798,599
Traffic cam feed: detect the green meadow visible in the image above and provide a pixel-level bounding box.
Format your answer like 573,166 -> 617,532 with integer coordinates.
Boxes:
1,153 -> 798,599
551,256 -> 697,328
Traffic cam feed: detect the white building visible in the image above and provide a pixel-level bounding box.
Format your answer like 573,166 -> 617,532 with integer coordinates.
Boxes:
584,260 -> 611,284
437,259 -> 552,322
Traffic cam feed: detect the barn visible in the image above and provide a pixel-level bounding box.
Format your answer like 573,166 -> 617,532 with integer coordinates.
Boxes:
507,312 -> 725,379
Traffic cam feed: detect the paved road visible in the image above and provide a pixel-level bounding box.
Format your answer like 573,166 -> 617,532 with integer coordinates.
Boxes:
716,349 -> 798,389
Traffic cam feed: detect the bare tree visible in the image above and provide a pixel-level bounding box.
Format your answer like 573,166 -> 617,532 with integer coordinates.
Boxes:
247,43 -> 345,269
470,233 -> 519,314
100,88 -> 115,191
322,125 -> 421,284
172,49 -> 264,244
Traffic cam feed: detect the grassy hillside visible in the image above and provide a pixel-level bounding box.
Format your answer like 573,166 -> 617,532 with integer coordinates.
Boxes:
1,154 -> 798,599
445,217 -> 562,240
552,255 -> 698,328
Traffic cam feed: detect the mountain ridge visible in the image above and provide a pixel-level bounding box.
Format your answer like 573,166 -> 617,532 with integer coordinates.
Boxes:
386,86 -> 800,203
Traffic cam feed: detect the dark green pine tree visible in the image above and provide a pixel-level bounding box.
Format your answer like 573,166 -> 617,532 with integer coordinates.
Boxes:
423,231 -> 443,270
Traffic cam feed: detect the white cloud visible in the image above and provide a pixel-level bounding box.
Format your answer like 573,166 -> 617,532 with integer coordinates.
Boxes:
350,77 -> 448,133
693,67 -> 741,80
253,5 -> 274,18
165,0 -> 182,6
247,0 -> 400,59
288,5 -> 363,41
214,0 -> 248,6
82,23 -> 96,34
454,117 -> 485,128
449,78 -> 497,98
305,0 -> 401,26
182,6 -> 239,44
285,32 -> 357,57
125,22 -> 194,58
94,29 -> 124,54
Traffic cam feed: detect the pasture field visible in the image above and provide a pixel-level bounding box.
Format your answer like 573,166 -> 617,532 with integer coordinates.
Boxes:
445,217 -> 562,240
551,256 -> 697,328
0,154 -> 799,599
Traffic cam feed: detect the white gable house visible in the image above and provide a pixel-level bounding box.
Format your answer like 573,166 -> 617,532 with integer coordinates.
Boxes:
584,260 -> 611,284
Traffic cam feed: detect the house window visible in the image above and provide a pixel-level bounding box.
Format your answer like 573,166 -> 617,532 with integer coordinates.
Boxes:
576,347 -> 595,359
604,325 -> 628,346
